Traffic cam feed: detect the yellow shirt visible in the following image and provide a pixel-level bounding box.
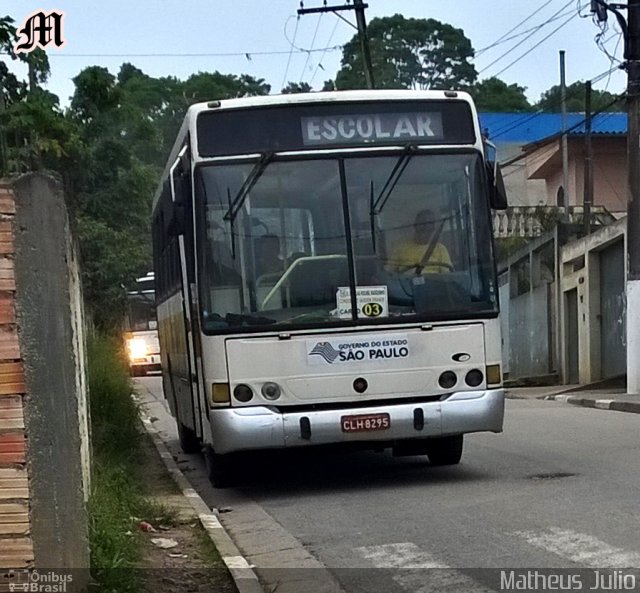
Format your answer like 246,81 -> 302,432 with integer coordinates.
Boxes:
386,242 -> 452,274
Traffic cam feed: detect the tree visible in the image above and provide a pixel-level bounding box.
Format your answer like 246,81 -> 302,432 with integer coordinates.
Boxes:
335,14 -> 477,90
535,81 -> 624,113
281,82 -> 312,94
66,64 -> 272,329
181,71 -> 270,103
0,16 -> 60,174
471,77 -> 532,112
66,66 -> 155,328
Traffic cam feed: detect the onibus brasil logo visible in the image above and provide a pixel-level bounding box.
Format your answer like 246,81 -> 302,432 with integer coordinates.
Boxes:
12,10 -> 66,54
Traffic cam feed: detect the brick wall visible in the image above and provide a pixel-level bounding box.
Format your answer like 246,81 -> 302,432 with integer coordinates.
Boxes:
0,184 -> 33,569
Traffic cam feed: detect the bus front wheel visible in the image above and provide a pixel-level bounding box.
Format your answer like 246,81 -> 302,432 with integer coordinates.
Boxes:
426,435 -> 463,466
204,445 -> 235,488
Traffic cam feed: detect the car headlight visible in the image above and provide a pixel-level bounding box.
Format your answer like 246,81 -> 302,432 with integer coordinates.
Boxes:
127,338 -> 147,360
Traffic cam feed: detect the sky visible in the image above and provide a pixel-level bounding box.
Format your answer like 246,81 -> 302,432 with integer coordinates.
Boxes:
1,0 -> 628,108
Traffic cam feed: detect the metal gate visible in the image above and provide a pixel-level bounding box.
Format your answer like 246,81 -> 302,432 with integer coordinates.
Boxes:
566,289 -> 579,385
599,240 -> 626,379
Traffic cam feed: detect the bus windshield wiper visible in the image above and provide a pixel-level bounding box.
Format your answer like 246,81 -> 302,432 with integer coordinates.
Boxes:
223,151 -> 273,222
371,143 -> 417,215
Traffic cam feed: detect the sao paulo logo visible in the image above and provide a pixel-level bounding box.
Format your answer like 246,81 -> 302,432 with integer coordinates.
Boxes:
308,342 -> 341,364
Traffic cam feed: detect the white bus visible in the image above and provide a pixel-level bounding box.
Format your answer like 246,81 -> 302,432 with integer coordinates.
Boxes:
152,90 -> 507,487
124,273 -> 161,376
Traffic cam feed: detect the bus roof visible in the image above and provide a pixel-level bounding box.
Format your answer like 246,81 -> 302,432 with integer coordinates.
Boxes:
188,89 -> 473,114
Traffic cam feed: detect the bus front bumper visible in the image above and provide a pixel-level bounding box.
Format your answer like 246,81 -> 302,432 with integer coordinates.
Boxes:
209,388 -> 504,455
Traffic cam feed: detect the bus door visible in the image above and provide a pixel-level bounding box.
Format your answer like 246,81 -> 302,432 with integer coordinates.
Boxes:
170,151 -> 206,441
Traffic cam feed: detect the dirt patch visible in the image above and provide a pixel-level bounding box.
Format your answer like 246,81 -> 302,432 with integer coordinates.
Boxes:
138,437 -> 238,593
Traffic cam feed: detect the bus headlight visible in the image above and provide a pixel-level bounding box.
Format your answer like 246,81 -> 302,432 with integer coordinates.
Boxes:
127,338 -> 147,360
465,369 -> 484,387
438,371 -> 457,389
261,382 -> 281,400
233,384 -> 253,402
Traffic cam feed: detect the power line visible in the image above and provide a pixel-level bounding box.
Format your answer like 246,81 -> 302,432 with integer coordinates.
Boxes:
299,13 -> 323,83
476,10 -> 580,58
298,1 -> 375,89
596,22 -> 624,71
281,16 -> 300,89
476,0 -> 557,56
492,11 -> 580,79
309,17 -> 341,86
479,0 -> 577,75
605,32 -> 624,91
3,46 -> 343,59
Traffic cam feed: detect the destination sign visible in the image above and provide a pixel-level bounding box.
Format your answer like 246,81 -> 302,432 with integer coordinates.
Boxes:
301,113 -> 443,146
197,100 -> 475,157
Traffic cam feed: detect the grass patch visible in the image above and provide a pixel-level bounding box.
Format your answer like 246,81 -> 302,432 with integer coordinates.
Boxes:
88,334 -> 140,461
88,334 -> 176,592
193,524 -> 226,568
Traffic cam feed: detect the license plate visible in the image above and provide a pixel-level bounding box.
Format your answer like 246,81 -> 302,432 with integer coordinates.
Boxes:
341,413 -> 390,433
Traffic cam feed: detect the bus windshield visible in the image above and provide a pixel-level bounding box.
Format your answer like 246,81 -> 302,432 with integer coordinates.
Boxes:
196,152 -> 497,332
125,293 -> 157,331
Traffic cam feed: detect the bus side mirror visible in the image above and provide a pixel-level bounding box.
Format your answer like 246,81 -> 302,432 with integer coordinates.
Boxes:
489,162 -> 508,210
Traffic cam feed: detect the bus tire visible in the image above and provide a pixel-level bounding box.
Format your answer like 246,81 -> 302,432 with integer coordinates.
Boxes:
204,445 -> 234,488
177,421 -> 201,454
426,435 -> 463,466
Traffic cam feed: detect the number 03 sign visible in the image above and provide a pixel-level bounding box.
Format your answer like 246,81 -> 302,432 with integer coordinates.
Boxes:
336,286 -> 389,320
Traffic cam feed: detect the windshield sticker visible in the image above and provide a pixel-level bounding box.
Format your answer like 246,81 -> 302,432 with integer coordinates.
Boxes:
301,113 -> 444,146
307,333 -> 409,365
336,286 -> 388,320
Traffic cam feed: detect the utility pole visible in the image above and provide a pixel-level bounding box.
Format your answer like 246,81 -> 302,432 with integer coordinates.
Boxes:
591,0 -> 640,394
298,1 -> 375,89
584,80 -> 593,236
560,50 -> 570,221
627,0 -> 640,395
353,0 -> 375,89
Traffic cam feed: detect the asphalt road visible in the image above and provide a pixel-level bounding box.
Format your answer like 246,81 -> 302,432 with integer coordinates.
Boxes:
136,376 -> 640,593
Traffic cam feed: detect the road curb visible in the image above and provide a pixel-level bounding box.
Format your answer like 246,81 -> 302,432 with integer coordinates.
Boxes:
140,412 -> 264,593
545,394 -> 640,414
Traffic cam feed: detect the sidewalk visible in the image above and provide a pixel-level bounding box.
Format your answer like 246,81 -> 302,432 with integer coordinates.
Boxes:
506,383 -> 640,414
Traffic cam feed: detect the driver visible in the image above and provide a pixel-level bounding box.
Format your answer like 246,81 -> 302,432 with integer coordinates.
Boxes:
385,209 -> 452,275
256,234 -> 284,277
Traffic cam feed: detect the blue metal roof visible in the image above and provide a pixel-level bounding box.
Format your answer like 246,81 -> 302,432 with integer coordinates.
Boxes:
479,112 -> 627,144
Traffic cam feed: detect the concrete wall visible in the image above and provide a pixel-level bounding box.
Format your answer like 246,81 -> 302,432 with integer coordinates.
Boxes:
560,217 -> 627,384
509,284 -> 552,378
0,174 -> 90,585
498,231 -> 558,382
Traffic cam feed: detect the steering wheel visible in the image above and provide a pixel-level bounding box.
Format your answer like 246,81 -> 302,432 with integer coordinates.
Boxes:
416,261 -> 454,273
